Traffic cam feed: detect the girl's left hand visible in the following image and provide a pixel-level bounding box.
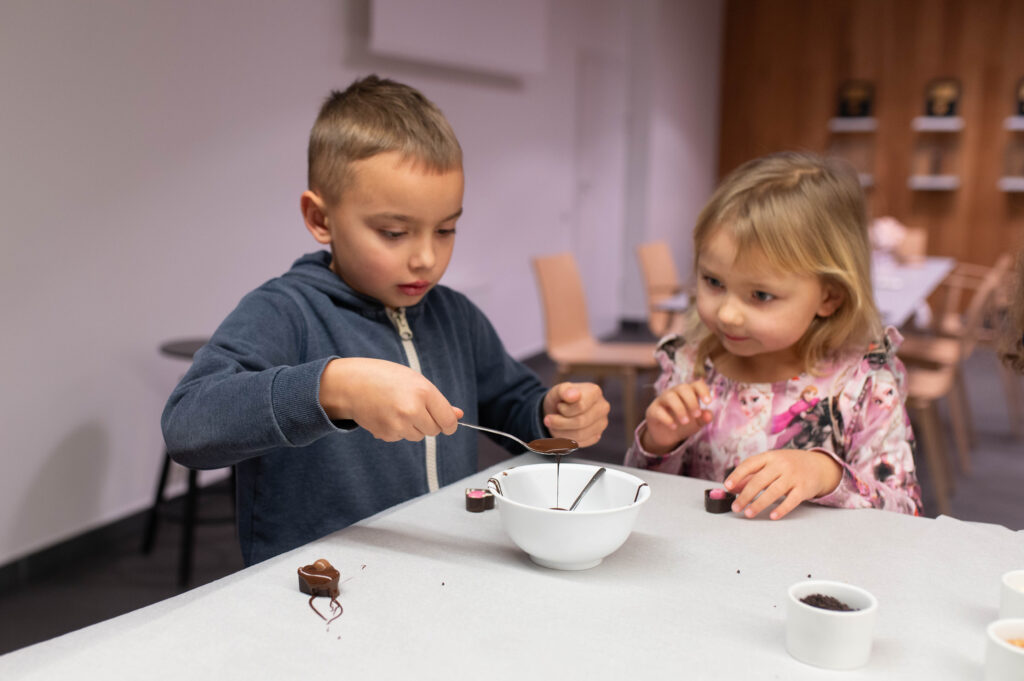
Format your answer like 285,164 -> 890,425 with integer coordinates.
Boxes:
723,450 -> 843,520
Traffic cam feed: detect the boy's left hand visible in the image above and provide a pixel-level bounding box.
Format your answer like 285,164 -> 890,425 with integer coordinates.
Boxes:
723,450 -> 843,520
541,382 -> 610,448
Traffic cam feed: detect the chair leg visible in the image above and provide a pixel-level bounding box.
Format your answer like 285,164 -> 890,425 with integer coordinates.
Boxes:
997,360 -> 1024,438
622,367 -> 638,449
180,468 -> 199,588
141,452 -> 172,554
953,366 -> 975,449
909,401 -> 952,516
946,373 -> 972,475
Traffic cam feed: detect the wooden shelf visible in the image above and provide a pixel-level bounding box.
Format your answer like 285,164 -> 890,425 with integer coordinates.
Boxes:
911,116 -> 965,132
908,174 -> 960,191
1004,116 -> 1024,131
998,176 -> 1024,192
827,117 -> 878,133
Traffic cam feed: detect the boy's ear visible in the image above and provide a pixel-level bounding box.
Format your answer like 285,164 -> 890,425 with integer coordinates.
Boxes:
300,190 -> 331,245
816,282 -> 845,318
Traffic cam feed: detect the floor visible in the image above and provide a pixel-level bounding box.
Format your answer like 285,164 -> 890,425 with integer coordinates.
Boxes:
1,327 -> 1021,656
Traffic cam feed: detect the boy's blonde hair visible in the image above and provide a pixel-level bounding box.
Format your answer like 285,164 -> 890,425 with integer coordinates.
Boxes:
689,151 -> 882,374
308,75 -> 463,206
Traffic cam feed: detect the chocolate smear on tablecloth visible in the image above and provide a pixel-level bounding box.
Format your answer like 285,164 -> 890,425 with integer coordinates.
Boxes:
298,558 -> 344,625
800,593 -> 858,611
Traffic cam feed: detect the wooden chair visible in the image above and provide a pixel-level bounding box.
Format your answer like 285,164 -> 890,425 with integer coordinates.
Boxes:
635,241 -> 688,338
532,252 -> 658,447
928,256 -> 1022,437
899,254 -> 1013,480
904,367 -> 956,516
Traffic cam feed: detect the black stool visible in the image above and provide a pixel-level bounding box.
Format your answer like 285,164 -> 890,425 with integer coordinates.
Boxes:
141,338 -> 235,587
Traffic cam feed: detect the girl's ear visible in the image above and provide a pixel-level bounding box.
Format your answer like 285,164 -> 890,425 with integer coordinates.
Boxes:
301,190 -> 331,244
816,282 -> 845,318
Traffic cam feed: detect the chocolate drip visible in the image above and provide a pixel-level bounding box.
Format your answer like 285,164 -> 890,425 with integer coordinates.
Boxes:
307,594 -> 344,624
633,482 -> 649,503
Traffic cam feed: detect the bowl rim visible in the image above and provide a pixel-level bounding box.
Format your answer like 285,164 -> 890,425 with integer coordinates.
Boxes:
486,463 -> 650,515
988,618 -> 1024,655
787,579 -> 878,616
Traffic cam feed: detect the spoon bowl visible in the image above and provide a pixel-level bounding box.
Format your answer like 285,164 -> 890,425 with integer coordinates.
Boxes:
458,422 -> 578,456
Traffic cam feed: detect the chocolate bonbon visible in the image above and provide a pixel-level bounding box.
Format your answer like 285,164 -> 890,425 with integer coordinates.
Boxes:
704,487 -> 735,513
465,488 -> 494,512
298,558 -> 343,624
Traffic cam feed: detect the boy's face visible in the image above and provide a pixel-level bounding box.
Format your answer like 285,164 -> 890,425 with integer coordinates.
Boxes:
303,151 -> 464,309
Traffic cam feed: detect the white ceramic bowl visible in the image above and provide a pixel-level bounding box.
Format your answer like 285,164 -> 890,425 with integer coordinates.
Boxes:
986,619 -> 1024,681
486,463 -> 650,570
786,580 -> 878,670
1000,570 -> 1024,619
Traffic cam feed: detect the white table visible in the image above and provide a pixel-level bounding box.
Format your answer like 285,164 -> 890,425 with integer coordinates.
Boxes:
872,254 -> 956,328
2,454 -> 1021,680
657,254 -> 956,329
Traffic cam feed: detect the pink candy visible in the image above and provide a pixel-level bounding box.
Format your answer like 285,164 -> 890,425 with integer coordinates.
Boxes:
709,488 -> 726,500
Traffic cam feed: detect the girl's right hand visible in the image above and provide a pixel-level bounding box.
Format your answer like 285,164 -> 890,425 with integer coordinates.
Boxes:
639,379 -> 713,454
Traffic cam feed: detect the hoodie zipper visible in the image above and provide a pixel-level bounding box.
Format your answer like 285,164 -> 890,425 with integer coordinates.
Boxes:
386,307 -> 439,493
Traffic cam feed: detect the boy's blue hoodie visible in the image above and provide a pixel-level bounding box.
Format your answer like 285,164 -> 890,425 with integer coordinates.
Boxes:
162,251 -> 548,564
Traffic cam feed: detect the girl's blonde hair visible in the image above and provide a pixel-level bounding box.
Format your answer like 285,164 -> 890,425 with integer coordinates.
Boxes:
689,151 -> 882,374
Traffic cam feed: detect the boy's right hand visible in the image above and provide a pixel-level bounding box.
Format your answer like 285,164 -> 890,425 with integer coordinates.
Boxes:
319,358 -> 463,442
639,379 -> 713,454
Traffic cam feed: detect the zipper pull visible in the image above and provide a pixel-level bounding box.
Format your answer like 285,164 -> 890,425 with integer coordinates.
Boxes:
388,307 -> 413,340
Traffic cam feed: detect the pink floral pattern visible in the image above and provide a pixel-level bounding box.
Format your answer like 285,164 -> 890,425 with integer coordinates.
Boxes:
625,328 -> 923,515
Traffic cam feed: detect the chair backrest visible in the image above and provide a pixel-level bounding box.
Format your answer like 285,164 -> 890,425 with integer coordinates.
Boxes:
532,252 -> 595,352
636,241 -> 683,336
959,254 -> 1013,356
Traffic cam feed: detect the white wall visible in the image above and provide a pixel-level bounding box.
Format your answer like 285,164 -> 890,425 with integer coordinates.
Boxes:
0,0 -> 721,566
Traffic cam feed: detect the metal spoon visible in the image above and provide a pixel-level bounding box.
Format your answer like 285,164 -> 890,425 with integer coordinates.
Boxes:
458,422 -> 578,456
567,467 -> 606,511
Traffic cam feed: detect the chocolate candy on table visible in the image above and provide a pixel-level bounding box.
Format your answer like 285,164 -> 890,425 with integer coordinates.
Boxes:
704,487 -> 736,514
465,488 -> 494,512
298,558 -> 343,623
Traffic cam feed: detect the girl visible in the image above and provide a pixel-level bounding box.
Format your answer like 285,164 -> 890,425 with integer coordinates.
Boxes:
625,152 -> 922,519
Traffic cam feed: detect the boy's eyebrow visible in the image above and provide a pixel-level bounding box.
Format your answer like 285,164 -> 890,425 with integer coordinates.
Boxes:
368,208 -> 463,224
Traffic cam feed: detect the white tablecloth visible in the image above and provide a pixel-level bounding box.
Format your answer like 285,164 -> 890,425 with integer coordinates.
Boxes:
3,454 -> 1021,680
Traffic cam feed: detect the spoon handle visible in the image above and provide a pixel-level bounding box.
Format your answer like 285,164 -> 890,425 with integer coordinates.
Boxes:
568,467 -> 606,511
458,422 -> 531,451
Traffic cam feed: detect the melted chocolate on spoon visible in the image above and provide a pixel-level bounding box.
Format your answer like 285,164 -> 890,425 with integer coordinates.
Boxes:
526,437 -> 578,454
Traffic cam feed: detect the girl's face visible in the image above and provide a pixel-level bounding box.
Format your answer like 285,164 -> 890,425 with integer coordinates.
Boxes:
696,228 -> 841,372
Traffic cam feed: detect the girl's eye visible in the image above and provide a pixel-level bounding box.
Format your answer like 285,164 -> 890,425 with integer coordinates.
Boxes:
379,229 -> 406,239
436,228 -> 456,237
752,290 -> 776,303
702,275 -> 723,289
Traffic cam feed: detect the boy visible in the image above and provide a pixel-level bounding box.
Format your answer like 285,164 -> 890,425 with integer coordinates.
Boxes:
162,75 -> 610,565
